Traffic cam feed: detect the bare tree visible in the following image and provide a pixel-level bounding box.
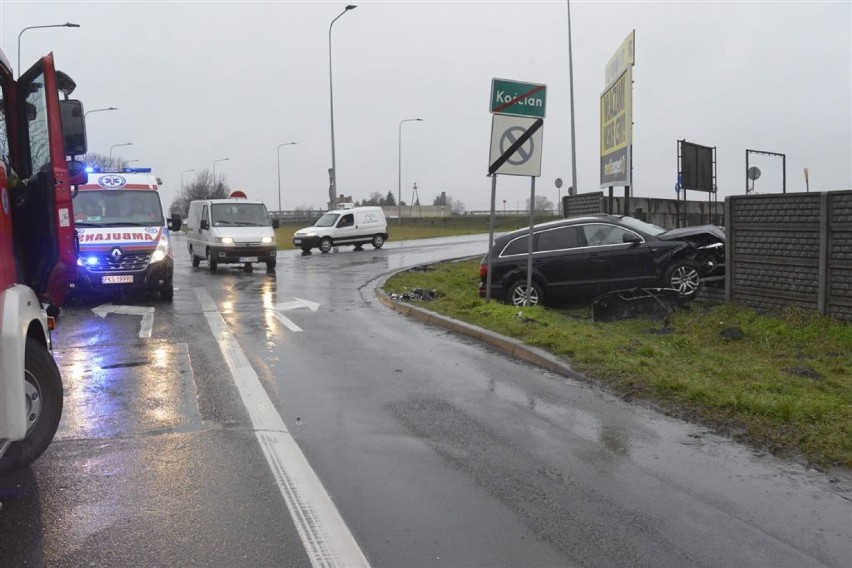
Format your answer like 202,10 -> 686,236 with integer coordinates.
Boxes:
169,169 -> 229,217
526,195 -> 554,212
80,152 -> 129,170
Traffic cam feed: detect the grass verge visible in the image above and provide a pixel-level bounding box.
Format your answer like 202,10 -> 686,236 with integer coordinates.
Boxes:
384,258 -> 852,470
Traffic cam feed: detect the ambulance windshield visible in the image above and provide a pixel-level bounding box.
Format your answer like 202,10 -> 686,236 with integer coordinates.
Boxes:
73,190 -> 164,227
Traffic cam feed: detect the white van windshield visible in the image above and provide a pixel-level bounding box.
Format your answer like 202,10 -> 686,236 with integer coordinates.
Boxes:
313,213 -> 340,227
211,203 -> 271,227
73,190 -> 164,227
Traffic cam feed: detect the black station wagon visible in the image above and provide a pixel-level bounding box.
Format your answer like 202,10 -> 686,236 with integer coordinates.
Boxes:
479,214 -> 725,307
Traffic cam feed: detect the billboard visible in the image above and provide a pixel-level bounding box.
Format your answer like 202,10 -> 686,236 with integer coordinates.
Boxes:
600,67 -> 632,187
680,141 -> 715,192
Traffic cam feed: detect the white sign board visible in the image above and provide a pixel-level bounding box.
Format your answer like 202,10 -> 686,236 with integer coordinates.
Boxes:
488,115 -> 544,177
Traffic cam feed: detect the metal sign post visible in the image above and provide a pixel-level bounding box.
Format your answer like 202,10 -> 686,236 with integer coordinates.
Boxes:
524,176 -> 536,307
486,173 -> 498,302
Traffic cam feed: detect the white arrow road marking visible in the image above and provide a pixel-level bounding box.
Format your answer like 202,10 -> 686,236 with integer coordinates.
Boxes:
271,311 -> 303,332
92,304 -> 155,338
195,288 -> 368,568
274,297 -> 321,312
269,297 -> 321,333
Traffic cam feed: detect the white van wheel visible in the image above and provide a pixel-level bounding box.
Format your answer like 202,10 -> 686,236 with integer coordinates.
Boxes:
371,234 -> 385,249
319,237 -> 332,254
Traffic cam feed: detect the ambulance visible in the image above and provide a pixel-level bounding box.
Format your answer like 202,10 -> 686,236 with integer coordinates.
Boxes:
72,168 -> 181,300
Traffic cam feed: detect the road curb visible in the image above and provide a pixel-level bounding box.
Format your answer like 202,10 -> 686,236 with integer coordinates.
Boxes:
374,281 -> 586,382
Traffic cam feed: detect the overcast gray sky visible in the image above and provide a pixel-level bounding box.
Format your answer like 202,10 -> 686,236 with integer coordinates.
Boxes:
3,1 -> 850,212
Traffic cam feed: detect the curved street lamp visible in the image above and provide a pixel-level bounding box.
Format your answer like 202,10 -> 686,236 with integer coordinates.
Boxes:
181,169 -> 195,193
17,22 -> 80,77
85,107 -> 117,118
213,158 -> 230,189
109,142 -> 133,159
328,4 -> 357,208
398,118 -> 423,224
277,142 -> 297,212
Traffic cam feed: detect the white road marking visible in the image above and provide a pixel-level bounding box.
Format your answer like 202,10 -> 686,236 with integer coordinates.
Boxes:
271,311 -> 303,332
92,304 -> 155,338
195,288 -> 369,568
274,297 -> 321,312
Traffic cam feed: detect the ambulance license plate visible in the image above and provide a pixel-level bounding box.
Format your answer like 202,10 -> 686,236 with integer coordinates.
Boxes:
239,256 -> 258,263
102,275 -> 133,284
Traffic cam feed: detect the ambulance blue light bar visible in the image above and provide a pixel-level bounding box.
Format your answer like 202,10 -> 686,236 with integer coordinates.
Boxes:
85,166 -> 152,174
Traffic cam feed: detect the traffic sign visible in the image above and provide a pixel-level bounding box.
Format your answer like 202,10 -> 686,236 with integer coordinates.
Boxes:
490,78 -> 547,119
489,115 -> 544,177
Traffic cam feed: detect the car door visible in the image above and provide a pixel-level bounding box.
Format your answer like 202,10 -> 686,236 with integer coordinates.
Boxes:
579,222 -> 656,291
531,225 -> 596,300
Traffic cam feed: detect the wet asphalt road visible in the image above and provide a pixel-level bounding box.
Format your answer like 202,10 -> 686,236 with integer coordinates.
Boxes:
1,233 -> 850,567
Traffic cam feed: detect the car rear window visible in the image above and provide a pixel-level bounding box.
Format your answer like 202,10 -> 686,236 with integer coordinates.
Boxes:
537,227 -> 580,252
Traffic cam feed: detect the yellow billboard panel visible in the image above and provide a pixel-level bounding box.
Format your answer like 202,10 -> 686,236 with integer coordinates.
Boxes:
600,67 -> 632,187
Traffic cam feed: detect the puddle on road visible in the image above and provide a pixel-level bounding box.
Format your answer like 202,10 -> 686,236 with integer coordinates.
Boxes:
53,341 -> 203,440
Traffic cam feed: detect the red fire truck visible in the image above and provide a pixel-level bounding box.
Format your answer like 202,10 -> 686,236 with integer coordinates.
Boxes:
0,49 -> 87,474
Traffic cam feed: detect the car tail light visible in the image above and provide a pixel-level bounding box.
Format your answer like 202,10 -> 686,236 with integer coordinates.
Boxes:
479,264 -> 488,278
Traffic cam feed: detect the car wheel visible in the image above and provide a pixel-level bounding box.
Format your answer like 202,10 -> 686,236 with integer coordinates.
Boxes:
506,280 -> 543,307
160,283 -> 174,301
0,339 -> 64,475
665,262 -> 701,299
319,237 -> 332,254
208,250 -> 218,273
267,258 -> 276,270
371,234 -> 384,249
190,247 -> 200,267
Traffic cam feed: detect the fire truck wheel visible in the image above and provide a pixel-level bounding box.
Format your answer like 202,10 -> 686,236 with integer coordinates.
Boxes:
0,339 -> 63,475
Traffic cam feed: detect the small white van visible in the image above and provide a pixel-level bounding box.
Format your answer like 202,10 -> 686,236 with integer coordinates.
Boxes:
186,196 -> 279,272
293,205 -> 388,254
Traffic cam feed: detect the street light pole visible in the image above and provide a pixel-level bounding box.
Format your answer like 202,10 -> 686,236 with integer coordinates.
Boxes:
398,118 -> 423,224
567,0 -> 578,198
85,106 -> 117,118
328,4 -> 357,209
277,142 -> 297,213
213,158 -> 230,193
181,169 -> 195,194
17,22 -> 80,77
109,142 -> 133,159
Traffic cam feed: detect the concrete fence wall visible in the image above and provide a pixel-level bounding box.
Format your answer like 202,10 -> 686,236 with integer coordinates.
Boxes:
562,192 -> 724,229
724,191 -> 852,321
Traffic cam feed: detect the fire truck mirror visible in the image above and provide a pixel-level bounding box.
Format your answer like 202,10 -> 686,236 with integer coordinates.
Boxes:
59,100 -> 87,157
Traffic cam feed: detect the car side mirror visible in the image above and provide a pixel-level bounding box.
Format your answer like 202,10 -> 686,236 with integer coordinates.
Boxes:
272,219 -> 280,229
623,233 -> 642,245
200,219 -> 209,230
170,213 -> 182,232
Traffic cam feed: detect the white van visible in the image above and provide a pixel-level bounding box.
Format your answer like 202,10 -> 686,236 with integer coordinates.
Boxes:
186,195 -> 279,272
293,205 -> 388,254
